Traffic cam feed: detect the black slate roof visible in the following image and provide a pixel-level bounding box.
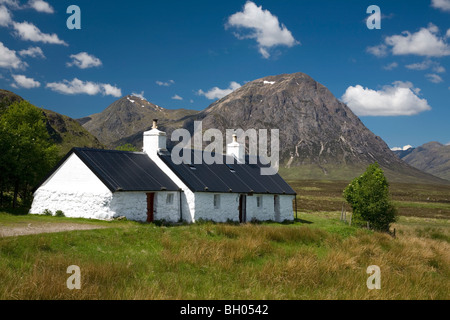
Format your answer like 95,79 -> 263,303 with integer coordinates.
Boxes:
158,149 -> 297,195
36,147 -> 296,195
37,148 -> 180,193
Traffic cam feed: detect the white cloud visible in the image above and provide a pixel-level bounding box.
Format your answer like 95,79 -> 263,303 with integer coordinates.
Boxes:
171,94 -> 183,100
18,46 -> 45,58
67,52 -> 102,69
156,80 -> 175,87
226,1 -> 298,58
385,23 -> 450,57
28,0 -> 53,13
12,74 -> 40,88
341,81 -> 431,116
131,91 -> 146,100
0,41 -> 26,69
383,62 -> 398,70
366,44 -> 388,57
0,0 -> 21,10
405,59 -> 446,73
197,81 -> 241,100
0,5 -> 12,26
101,84 -> 122,97
425,73 -> 444,83
391,145 -> 413,151
405,60 -> 430,71
13,21 -> 67,45
431,0 -> 450,12
46,78 -> 122,97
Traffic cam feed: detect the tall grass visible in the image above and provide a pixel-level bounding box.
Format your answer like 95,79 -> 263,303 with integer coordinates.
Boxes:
0,216 -> 448,300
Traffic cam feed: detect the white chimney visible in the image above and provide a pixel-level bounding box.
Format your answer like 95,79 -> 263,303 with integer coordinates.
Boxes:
226,133 -> 245,163
143,119 -> 167,156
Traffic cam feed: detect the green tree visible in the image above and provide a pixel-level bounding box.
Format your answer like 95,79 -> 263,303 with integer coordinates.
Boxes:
343,163 -> 397,232
0,100 -> 59,208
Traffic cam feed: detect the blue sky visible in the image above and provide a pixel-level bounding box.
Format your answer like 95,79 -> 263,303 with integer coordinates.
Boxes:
0,0 -> 449,149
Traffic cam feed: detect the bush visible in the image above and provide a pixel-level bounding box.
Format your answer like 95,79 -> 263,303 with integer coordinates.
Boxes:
43,209 -> 53,216
343,163 -> 397,232
55,210 -> 65,217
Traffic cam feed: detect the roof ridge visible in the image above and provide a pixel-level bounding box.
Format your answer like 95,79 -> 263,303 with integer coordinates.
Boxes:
73,147 -> 144,155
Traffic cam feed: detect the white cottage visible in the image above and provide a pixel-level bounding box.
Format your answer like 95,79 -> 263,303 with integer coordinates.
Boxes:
30,121 -> 297,223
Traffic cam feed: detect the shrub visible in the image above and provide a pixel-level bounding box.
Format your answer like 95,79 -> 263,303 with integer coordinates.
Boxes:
43,209 -> 53,216
343,163 -> 398,232
55,210 -> 65,217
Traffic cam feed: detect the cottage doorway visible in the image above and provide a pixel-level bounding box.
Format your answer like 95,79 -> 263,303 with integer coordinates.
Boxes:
239,195 -> 247,223
146,193 -> 155,223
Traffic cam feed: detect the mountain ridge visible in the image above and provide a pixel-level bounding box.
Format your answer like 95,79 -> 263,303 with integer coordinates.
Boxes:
72,72 -> 449,185
393,142 -> 450,181
80,94 -> 199,148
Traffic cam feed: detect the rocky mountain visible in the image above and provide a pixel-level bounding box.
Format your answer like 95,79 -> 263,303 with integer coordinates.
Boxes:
185,73 -> 444,184
77,73 -> 447,184
0,89 -> 104,156
79,95 -> 199,148
393,142 -> 450,181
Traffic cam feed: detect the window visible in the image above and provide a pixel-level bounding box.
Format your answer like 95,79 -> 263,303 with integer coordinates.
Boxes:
214,194 -> 220,209
256,196 -> 262,208
166,193 -> 174,205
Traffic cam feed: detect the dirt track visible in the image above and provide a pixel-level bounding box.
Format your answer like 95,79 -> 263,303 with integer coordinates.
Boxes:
0,222 -> 107,237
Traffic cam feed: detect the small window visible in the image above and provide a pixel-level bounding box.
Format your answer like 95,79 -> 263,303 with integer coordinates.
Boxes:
256,196 -> 262,208
166,193 -> 174,205
214,194 -> 220,209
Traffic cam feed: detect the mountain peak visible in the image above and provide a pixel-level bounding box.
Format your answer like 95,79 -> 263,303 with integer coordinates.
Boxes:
421,141 -> 444,149
77,71 -> 447,184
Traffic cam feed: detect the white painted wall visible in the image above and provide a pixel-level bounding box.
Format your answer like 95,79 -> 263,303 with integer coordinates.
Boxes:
29,154 -> 115,220
278,195 -> 295,222
244,194 -> 295,222
39,153 -> 110,194
154,191 -> 182,222
194,193 -> 240,222
192,193 -> 294,223
109,191 -> 181,222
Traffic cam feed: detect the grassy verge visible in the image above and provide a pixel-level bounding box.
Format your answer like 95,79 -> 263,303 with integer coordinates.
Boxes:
0,211 -> 448,300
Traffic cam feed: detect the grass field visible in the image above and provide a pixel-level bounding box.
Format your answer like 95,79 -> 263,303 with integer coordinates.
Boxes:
289,180 -> 450,219
0,180 -> 449,300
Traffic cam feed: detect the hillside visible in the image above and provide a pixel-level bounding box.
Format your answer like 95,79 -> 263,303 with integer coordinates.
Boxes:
394,142 -> 450,181
0,90 -> 104,156
79,95 -> 199,148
